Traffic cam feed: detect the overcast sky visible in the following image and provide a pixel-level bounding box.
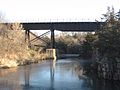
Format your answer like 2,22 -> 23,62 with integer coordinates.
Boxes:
0,0 -> 120,22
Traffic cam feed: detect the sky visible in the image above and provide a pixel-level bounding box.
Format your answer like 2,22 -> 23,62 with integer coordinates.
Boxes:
0,0 -> 120,22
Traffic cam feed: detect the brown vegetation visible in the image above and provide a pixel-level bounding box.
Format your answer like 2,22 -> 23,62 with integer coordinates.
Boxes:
0,23 -> 47,68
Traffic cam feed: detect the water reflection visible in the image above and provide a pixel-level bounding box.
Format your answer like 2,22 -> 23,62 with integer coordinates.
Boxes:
74,64 -> 85,79
24,65 -> 31,86
50,59 -> 56,89
0,68 -> 22,90
0,59 -> 120,90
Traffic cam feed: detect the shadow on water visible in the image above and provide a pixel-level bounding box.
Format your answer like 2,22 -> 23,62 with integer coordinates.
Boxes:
0,58 -> 120,90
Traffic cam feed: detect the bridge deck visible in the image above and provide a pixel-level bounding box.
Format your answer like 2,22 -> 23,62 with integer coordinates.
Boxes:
22,22 -> 104,31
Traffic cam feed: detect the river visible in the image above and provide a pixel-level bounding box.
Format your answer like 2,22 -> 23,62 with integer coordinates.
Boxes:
0,58 -> 120,90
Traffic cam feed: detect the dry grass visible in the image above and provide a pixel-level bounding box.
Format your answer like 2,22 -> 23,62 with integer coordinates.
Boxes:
28,50 -> 48,62
0,23 -> 48,68
0,29 -> 29,67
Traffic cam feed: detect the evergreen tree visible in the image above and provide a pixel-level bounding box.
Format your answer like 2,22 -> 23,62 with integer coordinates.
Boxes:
95,7 -> 120,61
81,33 -> 96,58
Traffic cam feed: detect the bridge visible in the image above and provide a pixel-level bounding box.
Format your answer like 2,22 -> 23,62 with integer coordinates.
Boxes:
22,22 -> 104,49
22,22 -> 103,31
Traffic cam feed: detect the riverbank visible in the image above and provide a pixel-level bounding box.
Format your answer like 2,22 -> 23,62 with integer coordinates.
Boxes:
58,54 -> 80,59
0,53 -> 49,69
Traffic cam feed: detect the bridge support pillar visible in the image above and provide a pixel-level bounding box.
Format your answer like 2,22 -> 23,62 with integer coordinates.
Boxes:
25,30 -> 27,42
50,29 -> 55,48
25,30 -> 31,48
46,49 -> 57,60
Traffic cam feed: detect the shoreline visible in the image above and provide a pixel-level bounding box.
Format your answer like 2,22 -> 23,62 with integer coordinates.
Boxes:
0,58 -> 51,69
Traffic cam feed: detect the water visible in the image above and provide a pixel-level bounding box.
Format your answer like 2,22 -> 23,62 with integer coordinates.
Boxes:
0,58 -> 120,90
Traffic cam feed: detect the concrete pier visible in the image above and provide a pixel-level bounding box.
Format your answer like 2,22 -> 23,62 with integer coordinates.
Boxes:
46,49 -> 57,60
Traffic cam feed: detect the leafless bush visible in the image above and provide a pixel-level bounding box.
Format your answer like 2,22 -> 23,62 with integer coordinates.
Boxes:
0,22 -> 48,67
0,23 -> 30,67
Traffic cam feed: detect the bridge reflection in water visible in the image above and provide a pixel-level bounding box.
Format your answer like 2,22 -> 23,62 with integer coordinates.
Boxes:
24,59 -> 56,89
0,59 -> 120,90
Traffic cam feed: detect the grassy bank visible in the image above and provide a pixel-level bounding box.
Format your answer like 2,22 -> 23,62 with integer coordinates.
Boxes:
0,52 -> 49,69
0,23 -> 49,68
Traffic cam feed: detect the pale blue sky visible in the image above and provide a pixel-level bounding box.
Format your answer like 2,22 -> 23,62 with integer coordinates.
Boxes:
0,0 -> 120,22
